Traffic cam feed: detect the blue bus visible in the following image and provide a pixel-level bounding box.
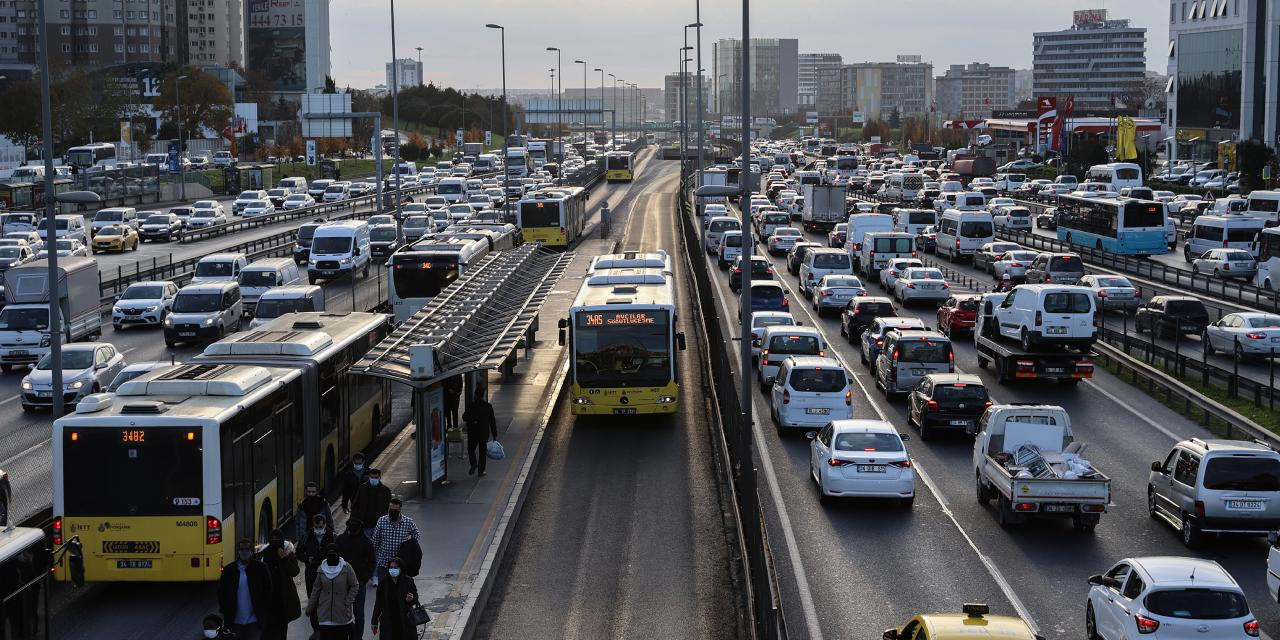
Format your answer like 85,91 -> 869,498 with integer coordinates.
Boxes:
1055,194 -> 1168,256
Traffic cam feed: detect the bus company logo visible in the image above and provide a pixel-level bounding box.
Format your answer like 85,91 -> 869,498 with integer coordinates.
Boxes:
71,523 -> 92,533
97,521 -> 132,533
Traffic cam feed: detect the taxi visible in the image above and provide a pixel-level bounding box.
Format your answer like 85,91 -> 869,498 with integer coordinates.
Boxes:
90,224 -> 139,253
883,604 -> 1042,640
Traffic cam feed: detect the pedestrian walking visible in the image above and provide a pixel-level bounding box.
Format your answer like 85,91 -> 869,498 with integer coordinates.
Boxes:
298,514 -> 336,597
296,481 -> 334,539
462,390 -> 498,477
370,558 -> 420,640
443,375 -> 463,432
306,544 -> 359,640
201,613 -> 236,639
217,539 -> 272,640
257,529 -> 301,640
351,468 -> 391,540
335,518 -> 375,640
371,498 -> 420,582
340,453 -> 367,515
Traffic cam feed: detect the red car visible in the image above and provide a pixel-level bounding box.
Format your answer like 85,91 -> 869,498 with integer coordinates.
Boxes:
936,294 -> 980,336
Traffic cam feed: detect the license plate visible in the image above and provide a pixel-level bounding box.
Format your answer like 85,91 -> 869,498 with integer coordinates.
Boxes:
1044,367 -> 1065,373
36,391 -> 50,397
805,408 -> 830,415
949,419 -> 970,426
833,294 -> 849,300
857,464 -> 886,473
1181,325 -> 1198,331
321,270 -> 335,276
1227,500 -> 1264,510
1046,326 -> 1067,335
1234,263 -> 1252,269
1272,337 -> 1280,343
912,369 -> 930,375
103,541 -> 160,554
116,560 -> 153,569
613,408 -> 637,415
178,331 -> 196,337
10,350 -> 27,356
1044,504 -> 1075,513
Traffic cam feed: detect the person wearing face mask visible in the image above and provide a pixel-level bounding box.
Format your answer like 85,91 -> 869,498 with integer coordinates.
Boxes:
370,557 -> 420,640
305,544 -> 359,640
371,498 -> 420,585
257,529 -> 301,640
298,513 -> 336,598
296,481 -> 335,540
335,519 -> 375,640
201,613 -> 236,639
351,468 -> 391,540
340,453 -> 368,515
217,538 -> 272,640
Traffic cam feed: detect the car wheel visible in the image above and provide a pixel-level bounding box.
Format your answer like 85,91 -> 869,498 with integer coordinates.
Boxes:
1191,264 -> 1199,276
113,323 -> 122,331
1020,328 -> 1033,351
1235,343 -> 1245,360
1147,487 -> 1159,519
1202,331 -> 1215,354
1086,602 -> 1101,640
1135,317 -> 1146,333
1181,512 -> 1202,547
900,495 -> 915,508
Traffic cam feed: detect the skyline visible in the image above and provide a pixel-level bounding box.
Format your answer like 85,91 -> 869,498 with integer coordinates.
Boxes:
332,0 -> 1168,91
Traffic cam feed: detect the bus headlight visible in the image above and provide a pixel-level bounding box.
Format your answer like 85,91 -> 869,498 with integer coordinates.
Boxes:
658,396 -> 676,403
572,397 -> 592,405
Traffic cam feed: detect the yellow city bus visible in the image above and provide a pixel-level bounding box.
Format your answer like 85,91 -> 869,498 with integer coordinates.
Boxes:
51,312 -> 391,582
561,267 -> 685,415
517,187 -> 587,248
605,151 -> 634,182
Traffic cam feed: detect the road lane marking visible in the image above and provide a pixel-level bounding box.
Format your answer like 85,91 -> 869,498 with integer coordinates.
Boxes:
1082,379 -> 1183,442
0,437 -> 50,469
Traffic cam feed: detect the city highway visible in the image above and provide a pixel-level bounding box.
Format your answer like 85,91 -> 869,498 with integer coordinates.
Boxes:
700,200 -> 1280,639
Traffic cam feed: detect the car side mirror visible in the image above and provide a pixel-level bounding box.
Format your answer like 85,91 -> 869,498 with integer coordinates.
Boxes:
899,433 -> 911,442
1151,461 -> 1166,473
1087,574 -> 1105,586
764,375 -> 776,385
95,362 -> 108,370
676,332 -> 687,351
882,629 -> 899,640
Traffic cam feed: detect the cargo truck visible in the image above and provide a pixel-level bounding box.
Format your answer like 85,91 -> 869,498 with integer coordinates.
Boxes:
801,184 -> 847,233
0,257 -> 102,370
463,142 -> 484,157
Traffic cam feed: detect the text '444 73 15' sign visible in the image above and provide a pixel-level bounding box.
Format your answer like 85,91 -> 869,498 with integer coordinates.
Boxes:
248,0 -> 303,28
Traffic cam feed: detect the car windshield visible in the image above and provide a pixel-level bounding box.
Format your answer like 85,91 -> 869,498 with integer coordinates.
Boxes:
789,368 -> 846,392
1004,252 -> 1039,262
193,210 -> 215,218
1144,589 -> 1249,620
1202,456 -> 1280,491
935,384 -> 988,401
768,334 -> 819,354
121,285 -> 165,300
95,212 -> 123,222
1043,292 -> 1092,313
1096,277 -> 1132,287
55,240 -> 76,250
754,317 -> 794,329
239,271 -> 278,287
709,221 -> 738,232
145,215 -> 171,225
255,298 -> 311,318
1223,251 -> 1254,261
286,194 -> 309,201
814,253 -> 851,269
1166,300 -> 1206,315
371,227 -> 398,241
172,293 -> 223,313
855,302 -> 895,316
404,217 -> 430,229
312,237 -> 352,254
96,227 -> 121,236
908,270 -> 944,280
0,248 -> 20,258
238,191 -> 259,199
753,285 -> 784,303
195,261 -> 233,277
898,339 -> 951,363
959,221 -> 993,238
824,277 -> 862,288
723,235 -> 742,248
872,237 -> 913,253
834,432 -> 903,452
37,349 -> 93,370
1049,256 -> 1084,272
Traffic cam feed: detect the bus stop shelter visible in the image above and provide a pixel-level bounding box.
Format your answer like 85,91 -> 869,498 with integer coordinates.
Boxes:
350,243 -> 573,497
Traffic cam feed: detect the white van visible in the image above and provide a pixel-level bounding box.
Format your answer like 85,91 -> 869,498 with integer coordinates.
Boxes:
936,209 -> 995,262
717,230 -> 744,270
891,208 -> 936,235
248,284 -> 326,329
436,177 -> 467,203
845,213 -> 894,272
704,216 -> 741,253
237,258 -> 302,316
993,284 -> 1097,350
37,214 -> 87,243
91,207 -> 138,234
1245,190 -> 1280,226
1184,215 -> 1265,262
858,232 -> 916,280
278,176 -> 308,195
191,252 -> 249,284
307,220 -> 372,283
952,192 -> 986,211
882,173 -> 924,201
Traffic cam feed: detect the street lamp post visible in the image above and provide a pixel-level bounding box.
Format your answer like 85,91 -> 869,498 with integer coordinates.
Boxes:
389,0 -> 403,214
692,16 -> 705,196
613,77 -> 623,145
629,83 -> 639,141
175,74 -> 188,201
548,68 -> 556,140
594,67 -> 605,144
414,46 -> 423,85
485,24 -> 509,219
738,0 -> 753,461
680,41 -> 693,177
547,47 -> 561,162
575,60 -> 587,151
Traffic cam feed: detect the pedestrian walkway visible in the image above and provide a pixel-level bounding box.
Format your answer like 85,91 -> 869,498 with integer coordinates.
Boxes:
285,234 -> 615,639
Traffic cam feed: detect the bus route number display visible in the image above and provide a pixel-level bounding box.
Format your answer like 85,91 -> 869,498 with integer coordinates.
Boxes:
121,429 -> 146,443
579,310 -> 660,327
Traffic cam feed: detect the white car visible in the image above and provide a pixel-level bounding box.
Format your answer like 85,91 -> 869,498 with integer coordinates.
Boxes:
811,275 -> 865,315
4,231 -> 42,252
367,214 -> 396,227
993,206 -> 1033,231
767,227 -> 803,255
37,238 -> 89,259
191,200 -> 226,217
1076,274 -> 1141,313
106,361 -> 174,392
702,203 -> 728,218
112,280 -> 178,330
1203,312 -> 1280,356
750,311 -> 796,362
808,419 -> 915,505
282,193 -> 316,210
1086,556 -> 1257,640
1192,248 -> 1257,279
769,356 -> 853,433
186,207 -> 227,228
985,197 -> 1016,212
241,199 -> 276,218
993,284 -> 1097,350
21,342 -> 125,411
998,159 -> 1040,172
880,258 -> 923,291
991,250 -> 1041,282
893,267 -> 950,305
233,190 -> 268,215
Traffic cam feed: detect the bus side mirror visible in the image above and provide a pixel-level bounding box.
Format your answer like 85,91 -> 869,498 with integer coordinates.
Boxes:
676,332 -> 687,351
67,538 -> 85,587
558,318 -> 567,346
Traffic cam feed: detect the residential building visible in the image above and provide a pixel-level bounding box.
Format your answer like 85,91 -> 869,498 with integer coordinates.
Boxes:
664,71 -> 709,123
798,53 -> 843,114
1032,9 -> 1147,111
181,0 -> 243,66
244,0 -> 329,94
841,55 -> 933,120
935,62 -> 1015,118
1014,68 -> 1034,103
3,0 -> 181,67
386,57 -> 422,90
713,37 -> 798,117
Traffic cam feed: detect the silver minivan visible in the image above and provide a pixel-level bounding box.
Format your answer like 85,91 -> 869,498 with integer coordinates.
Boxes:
248,284 -> 325,329
704,216 -> 740,254
238,258 -> 302,317
1148,438 -> 1280,547
874,329 -> 954,398
164,281 -> 243,346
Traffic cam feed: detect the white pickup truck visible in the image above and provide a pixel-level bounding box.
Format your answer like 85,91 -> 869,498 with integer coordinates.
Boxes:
973,404 -> 1110,532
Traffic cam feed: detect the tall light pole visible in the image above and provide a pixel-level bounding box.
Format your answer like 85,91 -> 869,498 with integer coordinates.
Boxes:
574,60 -> 587,148
548,68 -> 556,141
680,41 -> 693,178
389,0 -> 402,214
594,67 -> 606,144
175,74 -> 188,201
610,75 -> 620,146
629,83 -> 639,141
414,46 -> 423,85
485,24 -> 510,219
546,47 -> 561,161
738,0 -> 753,450
691,17 -> 706,192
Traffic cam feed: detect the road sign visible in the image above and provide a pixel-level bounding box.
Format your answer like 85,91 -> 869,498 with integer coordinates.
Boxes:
806,112 -> 818,125
485,130 -> 492,145
455,129 -> 464,144
306,140 -> 317,166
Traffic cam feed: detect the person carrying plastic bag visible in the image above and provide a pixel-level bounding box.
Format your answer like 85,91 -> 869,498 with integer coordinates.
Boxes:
463,389 -> 500,477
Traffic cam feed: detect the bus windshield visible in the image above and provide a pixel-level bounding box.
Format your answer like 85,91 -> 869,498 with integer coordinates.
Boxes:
62,428 -> 204,516
520,202 -> 561,227
393,260 -> 458,299
606,155 -> 631,170
1122,202 -> 1165,228
573,309 -> 671,388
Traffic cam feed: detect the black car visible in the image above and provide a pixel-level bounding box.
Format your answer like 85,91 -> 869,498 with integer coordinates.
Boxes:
787,242 -> 823,275
915,226 -> 937,253
906,373 -> 990,440
729,255 -> 775,292
369,225 -> 402,258
292,220 -> 325,265
1135,295 -> 1210,337
840,296 -> 897,342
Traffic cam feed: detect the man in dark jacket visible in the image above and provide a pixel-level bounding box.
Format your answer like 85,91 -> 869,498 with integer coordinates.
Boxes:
442,376 -> 463,432
351,468 -> 391,539
340,453 -> 367,514
463,390 -> 499,477
296,481 -> 334,539
297,513 -> 335,597
218,538 -> 272,640
336,519 -> 376,640
257,529 -> 301,640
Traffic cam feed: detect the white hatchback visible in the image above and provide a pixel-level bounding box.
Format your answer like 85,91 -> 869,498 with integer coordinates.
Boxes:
769,356 -> 853,433
1087,556 -> 1257,639
880,258 -> 923,291
808,419 -> 915,505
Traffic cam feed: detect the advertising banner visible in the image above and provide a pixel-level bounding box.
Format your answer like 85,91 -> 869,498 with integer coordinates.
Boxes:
426,385 -> 446,482
246,0 -> 306,92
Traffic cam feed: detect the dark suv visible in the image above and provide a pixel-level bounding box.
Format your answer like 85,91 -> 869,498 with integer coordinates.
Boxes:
906,373 -> 990,440
840,296 -> 897,342
1136,295 -> 1210,337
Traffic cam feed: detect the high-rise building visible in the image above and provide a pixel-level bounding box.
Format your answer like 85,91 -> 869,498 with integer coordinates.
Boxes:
244,0 -> 329,94
713,37 -> 798,117
934,62 -> 1015,118
841,55 -> 933,120
181,0 -> 243,66
386,58 -> 422,90
1032,9 -> 1146,111
664,71 -> 708,123
2,0 -> 181,68
798,53 -> 843,114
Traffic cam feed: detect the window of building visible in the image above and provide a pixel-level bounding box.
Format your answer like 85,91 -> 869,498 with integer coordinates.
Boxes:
113,9 -> 121,18
87,43 -> 97,52
87,9 -> 96,18
1182,2 -> 1187,21
60,26 -> 69,35
61,43 -> 69,52
114,43 -> 123,53
114,26 -> 123,35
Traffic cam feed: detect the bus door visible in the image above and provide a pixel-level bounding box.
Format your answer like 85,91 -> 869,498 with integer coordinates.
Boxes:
0,549 -> 50,640
226,425 -> 259,543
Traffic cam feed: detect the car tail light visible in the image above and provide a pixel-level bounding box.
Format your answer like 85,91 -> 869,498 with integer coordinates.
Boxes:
1247,332 -> 1267,339
1195,500 -> 1206,519
955,238 -> 961,247
889,459 -> 912,468
1244,619 -> 1260,637
911,251 -> 918,257
941,283 -> 950,289
845,390 -> 852,406
820,290 -> 832,297
828,458 -> 852,467
734,267 -> 742,274
890,270 -> 899,277
906,282 -> 916,289
1136,287 -> 1142,297
1096,290 -> 1106,297
1014,502 -> 1038,512
1134,614 -> 1160,634
782,389 -> 790,404
1224,263 -> 1231,271
1034,310 -> 1042,326
875,339 -> 884,346
52,516 -> 62,546
207,516 -> 223,545
926,400 -> 938,411
765,268 -> 773,275
782,298 -> 789,309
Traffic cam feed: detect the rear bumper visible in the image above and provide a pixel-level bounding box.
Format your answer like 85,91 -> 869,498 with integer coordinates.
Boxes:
1198,515 -> 1280,533
0,346 -> 47,365
777,406 -> 853,428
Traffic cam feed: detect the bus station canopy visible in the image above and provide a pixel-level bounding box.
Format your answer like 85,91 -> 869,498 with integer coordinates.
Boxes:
351,243 -> 574,388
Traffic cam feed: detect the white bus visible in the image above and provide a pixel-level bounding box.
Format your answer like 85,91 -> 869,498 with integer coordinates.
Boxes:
1253,227 -> 1280,291
1086,162 -> 1143,191
65,143 -> 119,170
389,236 -> 491,323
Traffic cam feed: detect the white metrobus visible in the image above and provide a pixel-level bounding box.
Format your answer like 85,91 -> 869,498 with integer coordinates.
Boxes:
1085,162 -> 1144,191
1255,227 -> 1280,291
52,312 -> 391,583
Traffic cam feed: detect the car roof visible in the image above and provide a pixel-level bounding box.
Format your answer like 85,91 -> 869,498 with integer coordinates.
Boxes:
1178,438 -> 1277,455
856,296 -> 895,304
782,355 -> 843,369
829,419 -> 897,434
922,373 -> 982,385
752,311 -> 793,320
62,342 -> 109,352
180,281 -> 237,293
889,329 -> 947,340
203,253 -> 245,261
1129,557 -> 1239,589
126,280 -> 172,288
762,325 -> 820,336
919,613 -> 1036,638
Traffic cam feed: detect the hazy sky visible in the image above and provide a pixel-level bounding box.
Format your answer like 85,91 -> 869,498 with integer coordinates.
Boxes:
331,0 -> 1169,91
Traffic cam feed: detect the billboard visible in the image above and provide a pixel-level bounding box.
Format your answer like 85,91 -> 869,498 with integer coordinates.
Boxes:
1073,9 -> 1107,26
246,0 -> 306,92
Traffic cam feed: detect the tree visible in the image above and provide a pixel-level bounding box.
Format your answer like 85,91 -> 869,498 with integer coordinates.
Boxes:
1236,139 -> 1274,192
153,69 -> 234,144
888,108 -> 902,130
0,68 -> 129,152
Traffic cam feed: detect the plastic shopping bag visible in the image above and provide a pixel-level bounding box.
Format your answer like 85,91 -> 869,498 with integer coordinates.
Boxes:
486,440 -> 505,461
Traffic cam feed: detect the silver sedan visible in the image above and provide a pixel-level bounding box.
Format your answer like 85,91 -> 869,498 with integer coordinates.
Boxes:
991,250 -> 1042,282
1191,249 -> 1256,279
811,275 -> 866,315
893,268 -> 950,305
1204,312 -> 1280,357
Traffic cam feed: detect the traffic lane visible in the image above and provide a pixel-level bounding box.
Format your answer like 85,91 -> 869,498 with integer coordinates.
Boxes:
478,169 -> 738,640
702,242 -> 1023,638
766,225 -> 1280,636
